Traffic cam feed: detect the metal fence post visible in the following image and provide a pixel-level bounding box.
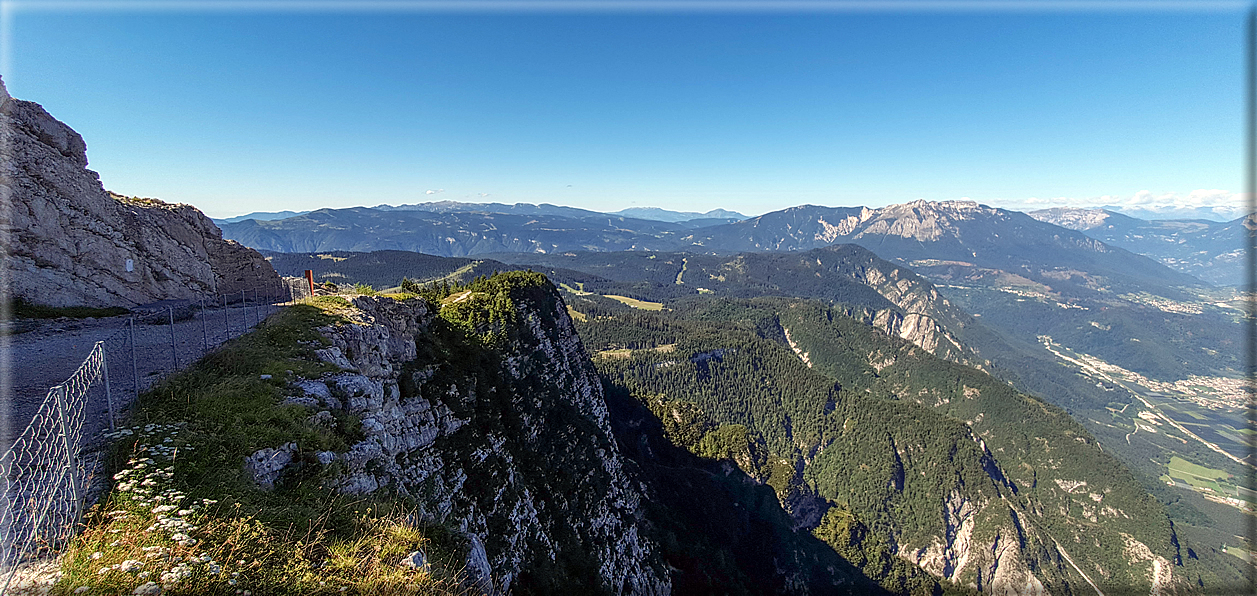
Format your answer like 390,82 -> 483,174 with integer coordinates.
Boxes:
241,290 -> 246,332
168,305 -> 179,369
102,343 -> 115,432
129,317 -> 139,400
200,296 -> 208,354
55,385 -> 83,536
253,289 -> 259,326
222,294 -> 229,339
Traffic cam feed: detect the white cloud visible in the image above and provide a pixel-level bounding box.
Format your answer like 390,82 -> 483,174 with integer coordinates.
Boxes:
425,189 -> 445,195
1102,189 -> 1243,209
1019,196 -> 1074,206
1002,189 -> 1249,218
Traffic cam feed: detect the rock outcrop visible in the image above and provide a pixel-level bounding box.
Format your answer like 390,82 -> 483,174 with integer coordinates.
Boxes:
1,77 -> 279,308
266,288 -> 669,595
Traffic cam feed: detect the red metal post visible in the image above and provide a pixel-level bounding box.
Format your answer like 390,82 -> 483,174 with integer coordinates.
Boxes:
304,270 -> 315,297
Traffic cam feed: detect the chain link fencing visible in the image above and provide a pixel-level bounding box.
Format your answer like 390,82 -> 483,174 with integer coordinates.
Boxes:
0,277 -> 314,593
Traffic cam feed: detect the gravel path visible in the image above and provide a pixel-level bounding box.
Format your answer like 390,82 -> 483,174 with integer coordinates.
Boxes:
3,300 -> 282,449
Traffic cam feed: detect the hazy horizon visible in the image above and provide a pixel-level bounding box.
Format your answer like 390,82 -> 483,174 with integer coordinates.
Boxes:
6,4 -> 1248,221
211,197 -> 1251,223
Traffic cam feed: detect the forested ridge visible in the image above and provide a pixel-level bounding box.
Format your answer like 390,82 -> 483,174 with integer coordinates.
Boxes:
570,292 -> 1245,594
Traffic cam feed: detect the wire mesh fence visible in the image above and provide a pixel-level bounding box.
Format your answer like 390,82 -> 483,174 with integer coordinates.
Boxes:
0,276 -> 313,593
0,344 -> 102,595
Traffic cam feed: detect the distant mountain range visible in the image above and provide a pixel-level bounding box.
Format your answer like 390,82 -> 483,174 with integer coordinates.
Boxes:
213,210 -> 311,224
608,206 -> 748,222
1030,207 -> 1254,287
1101,204 -> 1247,222
221,200 -> 1249,290
215,203 -> 746,227
223,199 -> 1203,297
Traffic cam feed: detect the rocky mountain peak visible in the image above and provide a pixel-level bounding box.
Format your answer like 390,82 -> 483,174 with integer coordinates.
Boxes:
1029,206 -> 1115,230
3,82 -> 279,307
856,200 -> 993,242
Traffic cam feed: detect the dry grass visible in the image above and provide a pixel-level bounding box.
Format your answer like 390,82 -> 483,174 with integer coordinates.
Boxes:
601,295 -> 664,311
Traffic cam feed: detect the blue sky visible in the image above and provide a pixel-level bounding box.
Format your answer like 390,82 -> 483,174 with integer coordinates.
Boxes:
3,4 -> 1247,219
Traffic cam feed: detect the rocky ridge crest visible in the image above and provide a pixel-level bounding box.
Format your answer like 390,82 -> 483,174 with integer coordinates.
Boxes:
260,291 -> 669,594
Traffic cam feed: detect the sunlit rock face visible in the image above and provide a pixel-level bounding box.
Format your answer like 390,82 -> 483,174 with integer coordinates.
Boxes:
1,77 -> 278,308
269,294 -> 669,595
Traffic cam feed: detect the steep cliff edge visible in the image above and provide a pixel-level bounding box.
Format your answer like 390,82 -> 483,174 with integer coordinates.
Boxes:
268,276 -> 669,594
56,275 -> 668,594
1,79 -> 278,308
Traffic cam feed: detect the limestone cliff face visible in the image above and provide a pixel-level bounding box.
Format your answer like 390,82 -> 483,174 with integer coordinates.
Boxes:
274,290 -> 669,595
802,247 -> 978,367
1,78 -> 278,307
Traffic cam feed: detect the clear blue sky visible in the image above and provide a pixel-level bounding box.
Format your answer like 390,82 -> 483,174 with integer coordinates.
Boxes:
4,4 -> 1246,218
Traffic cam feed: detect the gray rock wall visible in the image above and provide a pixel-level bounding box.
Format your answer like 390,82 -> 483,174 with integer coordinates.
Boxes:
269,295 -> 669,595
1,77 -> 279,308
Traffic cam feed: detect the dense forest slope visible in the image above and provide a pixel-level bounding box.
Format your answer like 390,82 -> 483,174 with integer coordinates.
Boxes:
2,79 -> 278,308
571,293 -> 1244,594
493,246 -> 984,366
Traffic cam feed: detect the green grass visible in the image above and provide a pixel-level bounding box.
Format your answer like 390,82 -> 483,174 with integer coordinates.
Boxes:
601,295 -> 664,311
1167,456 -> 1229,483
12,297 -> 129,320
1165,456 -> 1234,495
55,300 -> 475,595
1223,545 -> 1253,563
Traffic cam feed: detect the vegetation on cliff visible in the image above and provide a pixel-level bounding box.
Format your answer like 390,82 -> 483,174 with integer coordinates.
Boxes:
54,298 -> 473,595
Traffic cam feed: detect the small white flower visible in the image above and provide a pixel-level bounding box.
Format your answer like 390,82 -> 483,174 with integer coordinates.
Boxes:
119,559 -> 144,572
90,551 -> 102,560
73,587 -> 90,594
132,580 -> 161,595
